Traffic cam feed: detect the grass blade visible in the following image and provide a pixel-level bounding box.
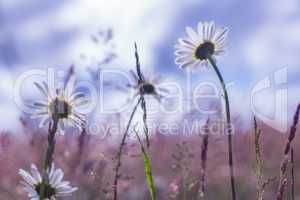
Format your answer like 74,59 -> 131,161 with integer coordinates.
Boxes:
135,130 -> 157,200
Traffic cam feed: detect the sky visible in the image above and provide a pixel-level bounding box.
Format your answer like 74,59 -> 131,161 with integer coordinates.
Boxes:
0,0 -> 300,133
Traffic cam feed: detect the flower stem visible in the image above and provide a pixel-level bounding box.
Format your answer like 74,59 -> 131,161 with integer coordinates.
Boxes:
208,56 -> 237,200
199,120 -> 209,199
140,95 -> 150,148
113,97 -> 142,200
39,100 -> 59,200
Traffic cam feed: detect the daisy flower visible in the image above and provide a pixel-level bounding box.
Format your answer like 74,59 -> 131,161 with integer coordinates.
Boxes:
19,163 -> 78,200
175,21 -> 237,200
31,75 -> 87,131
174,21 -> 228,69
128,70 -> 169,102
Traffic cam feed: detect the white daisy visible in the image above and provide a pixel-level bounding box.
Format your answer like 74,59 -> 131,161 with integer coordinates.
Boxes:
128,70 -> 169,102
175,21 -> 228,69
31,75 -> 87,131
19,163 -> 78,200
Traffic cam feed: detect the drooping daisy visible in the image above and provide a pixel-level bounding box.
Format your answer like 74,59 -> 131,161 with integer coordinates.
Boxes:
128,70 -> 169,102
175,21 -> 228,69
19,163 -> 78,200
31,75 -> 87,131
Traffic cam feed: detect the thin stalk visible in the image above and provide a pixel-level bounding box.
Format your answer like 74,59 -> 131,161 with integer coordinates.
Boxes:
40,99 -> 59,200
199,119 -> 210,199
183,175 -> 187,200
254,116 -> 263,200
276,104 -> 300,200
291,148 -> 294,200
254,117 -> 276,200
113,97 -> 142,200
77,128 -> 87,164
134,42 -> 144,82
208,56 -> 236,200
134,43 -> 150,147
140,95 -> 150,148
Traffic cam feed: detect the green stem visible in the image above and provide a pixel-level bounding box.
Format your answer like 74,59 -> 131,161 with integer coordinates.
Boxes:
135,130 -> 157,200
208,56 -> 237,200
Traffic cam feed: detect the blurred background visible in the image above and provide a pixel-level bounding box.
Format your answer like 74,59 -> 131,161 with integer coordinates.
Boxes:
0,0 -> 299,131
0,0 -> 299,199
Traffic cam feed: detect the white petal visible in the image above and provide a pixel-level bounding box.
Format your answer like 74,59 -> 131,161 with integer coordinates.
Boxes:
70,92 -> 85,102
34,82 -> 48,97
202,22 -> 208,40
174,43 -> 194,51
175,56 -> 193,64
64,75 -> 76,99
75,99 -> 89,107
214,27 -> 229,44
185,27 -> 199,43
33,101 -> 48,107
38,116 -> 50,128
192,60 -> 202,69
48,163 -> 55,178
180,60 -> 197,69
30,164 -> 42,183
22,185 -> 37,196
52,169 -> 64,187
19,169 -> 37,186
178,38 -> 196,48
56,181 -> 70,188
69,114 -> 85,126
208,21 -> 216,40
174,50 -> 192,57
197,21 -> 204,36
215,49 -> 225,56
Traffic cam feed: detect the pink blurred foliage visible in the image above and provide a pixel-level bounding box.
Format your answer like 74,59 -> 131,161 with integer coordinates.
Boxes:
0,116 -> 299,200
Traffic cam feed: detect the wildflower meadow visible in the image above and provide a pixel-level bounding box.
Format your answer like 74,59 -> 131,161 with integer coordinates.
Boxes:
0,1 -> 299,200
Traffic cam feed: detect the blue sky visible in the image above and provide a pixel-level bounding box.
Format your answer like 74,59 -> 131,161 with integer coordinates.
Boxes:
0,0 -> 300,132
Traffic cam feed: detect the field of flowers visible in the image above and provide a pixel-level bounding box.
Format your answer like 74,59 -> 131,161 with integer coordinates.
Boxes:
0,3 -> 299,198
0,118 -> 299,200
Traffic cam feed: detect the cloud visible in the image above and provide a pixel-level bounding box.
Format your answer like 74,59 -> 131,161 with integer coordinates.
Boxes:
242,0 -> 300,76
57,0 -> 181,70
1,0 -> 300,132
243,21 -> 300,75
264,0 -> 299,18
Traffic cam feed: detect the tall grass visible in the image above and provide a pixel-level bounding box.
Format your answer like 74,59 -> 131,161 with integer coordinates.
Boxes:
113,97 -> 142,200
135,129 -> 157,200
253,117 -> 275,200
113,43 -> 154,200
291,148 -> 294,200
276,104 -> 300,200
